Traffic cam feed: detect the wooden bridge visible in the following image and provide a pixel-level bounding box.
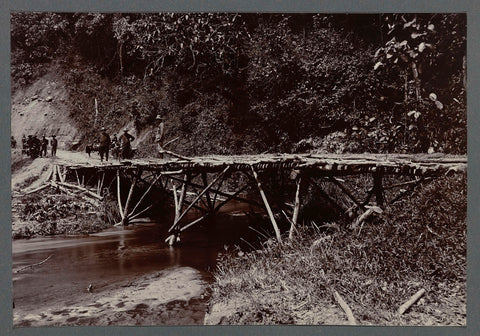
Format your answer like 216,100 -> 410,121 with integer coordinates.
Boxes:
29,153 -> 467,245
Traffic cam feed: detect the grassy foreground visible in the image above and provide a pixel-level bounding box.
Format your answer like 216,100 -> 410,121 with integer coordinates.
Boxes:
207,175 -> 466,325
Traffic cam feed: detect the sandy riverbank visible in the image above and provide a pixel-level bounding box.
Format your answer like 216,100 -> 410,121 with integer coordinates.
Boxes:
14,266 -> 208,327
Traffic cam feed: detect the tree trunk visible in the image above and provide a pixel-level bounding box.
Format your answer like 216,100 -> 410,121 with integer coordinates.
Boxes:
119,41 -> 124,74
411,61 -> 421,100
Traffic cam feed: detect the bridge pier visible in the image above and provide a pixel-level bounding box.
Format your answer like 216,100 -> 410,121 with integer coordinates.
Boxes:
288,174 -> 302,240
251,166 -> 282,243
372,170 -> 384,206
166,167 -> 230,243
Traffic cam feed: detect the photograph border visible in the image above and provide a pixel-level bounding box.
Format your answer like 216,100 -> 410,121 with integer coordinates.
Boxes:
1,1 -> 478,335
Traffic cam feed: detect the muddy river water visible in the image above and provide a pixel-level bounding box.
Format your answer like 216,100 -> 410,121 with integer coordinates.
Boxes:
13,205 -> 264,327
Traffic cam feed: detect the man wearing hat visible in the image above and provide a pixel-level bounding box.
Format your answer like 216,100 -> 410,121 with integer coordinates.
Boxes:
119,129 -> 135,160
50,135 -> 58,157
40,135 -> 48,157
155,114 -> 165,159
99,127 -> 111,162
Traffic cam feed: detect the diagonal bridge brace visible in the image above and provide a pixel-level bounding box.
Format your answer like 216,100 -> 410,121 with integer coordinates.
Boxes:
168,166 -> 230,233
168,173 -> 265,210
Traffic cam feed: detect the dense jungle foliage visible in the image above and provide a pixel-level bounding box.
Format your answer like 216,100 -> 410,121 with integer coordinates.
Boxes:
11,13 -> 466,155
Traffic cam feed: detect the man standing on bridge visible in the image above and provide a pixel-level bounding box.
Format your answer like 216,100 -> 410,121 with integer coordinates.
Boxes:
41,135 -> 48,157
98,127 -> 111,162
119,129 -> 135,160
50,135 -> 58,157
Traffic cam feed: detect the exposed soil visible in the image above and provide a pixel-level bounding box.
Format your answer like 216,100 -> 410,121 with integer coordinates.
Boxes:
14,266 -> 208,327
11,68 -> 81,149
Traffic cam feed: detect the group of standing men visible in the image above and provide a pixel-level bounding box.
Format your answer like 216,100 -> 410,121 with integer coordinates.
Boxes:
94,114 -> 166,163
21,134 -> 57,158
97,127 -> 135,162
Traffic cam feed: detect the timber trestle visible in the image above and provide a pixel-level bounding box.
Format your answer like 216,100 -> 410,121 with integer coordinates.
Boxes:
32,153 -> 466,245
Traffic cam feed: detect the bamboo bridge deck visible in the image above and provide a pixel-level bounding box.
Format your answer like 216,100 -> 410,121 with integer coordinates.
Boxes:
57,153 -> 467,176
33,153 -> 467,245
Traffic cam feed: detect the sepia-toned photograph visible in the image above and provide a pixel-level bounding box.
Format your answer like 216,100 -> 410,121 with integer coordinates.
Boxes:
11,12 -> 466,327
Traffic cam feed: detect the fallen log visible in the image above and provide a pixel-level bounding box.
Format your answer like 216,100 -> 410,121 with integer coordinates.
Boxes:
398,288 -> 426,315
351,205 -> 383,233
14,255 -> 53,273
333,290 -> 357,325
163,136 -> 180,148
24,183 -> 50,195
56,181 -> 104,200
56,184 -> 78,196
159,149 -> 192,161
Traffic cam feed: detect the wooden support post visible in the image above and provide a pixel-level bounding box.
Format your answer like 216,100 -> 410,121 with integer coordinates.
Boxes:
52,165 -> 58,182
129,174 -> 162,219
180,215 -> 206,232
201,172 -> 214,212
289,176 -> 302,240
372,171 -> 384,206
75,170 -> 81,186
189,185 -> 210,209
85,172 -> 95,187
212,173 -> 227,208
309,177 -> 347,213
43,165 -> 54,183
384,178 -> 425,190
81,175 -> 85,187
97,174 -> 101,195
162,176 -> 169,190
128,204 -> 153,221
361,187 -> 375,206
214,184 -> 249,212
390,177 -> 426,205
179,199 -> 204,212
178,174 -> 188,211
329,176 -> 364,210
168,166 -> 230,233
173,183 -> 179,221
165,234 -> 180,246
121,170 -> 140,226
116,170 -> 124,219
58,166 -> 65,183
169,175 -> 264,210
99,172 -> 105,195
251,166 -> 282,243
169,174 -> 190,229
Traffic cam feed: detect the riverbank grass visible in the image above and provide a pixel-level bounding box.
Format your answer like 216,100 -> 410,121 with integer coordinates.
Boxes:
208,175 -> 466,325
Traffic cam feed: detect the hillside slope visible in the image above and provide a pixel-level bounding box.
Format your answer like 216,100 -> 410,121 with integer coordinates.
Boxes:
11,68 -> 81,148
11,65 -> 157,155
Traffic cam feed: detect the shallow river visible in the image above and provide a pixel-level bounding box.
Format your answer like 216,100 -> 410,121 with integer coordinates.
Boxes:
12,205 -> 265,326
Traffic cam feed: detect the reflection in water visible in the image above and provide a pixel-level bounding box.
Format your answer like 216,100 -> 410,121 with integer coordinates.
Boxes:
12,203 -> 269,325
